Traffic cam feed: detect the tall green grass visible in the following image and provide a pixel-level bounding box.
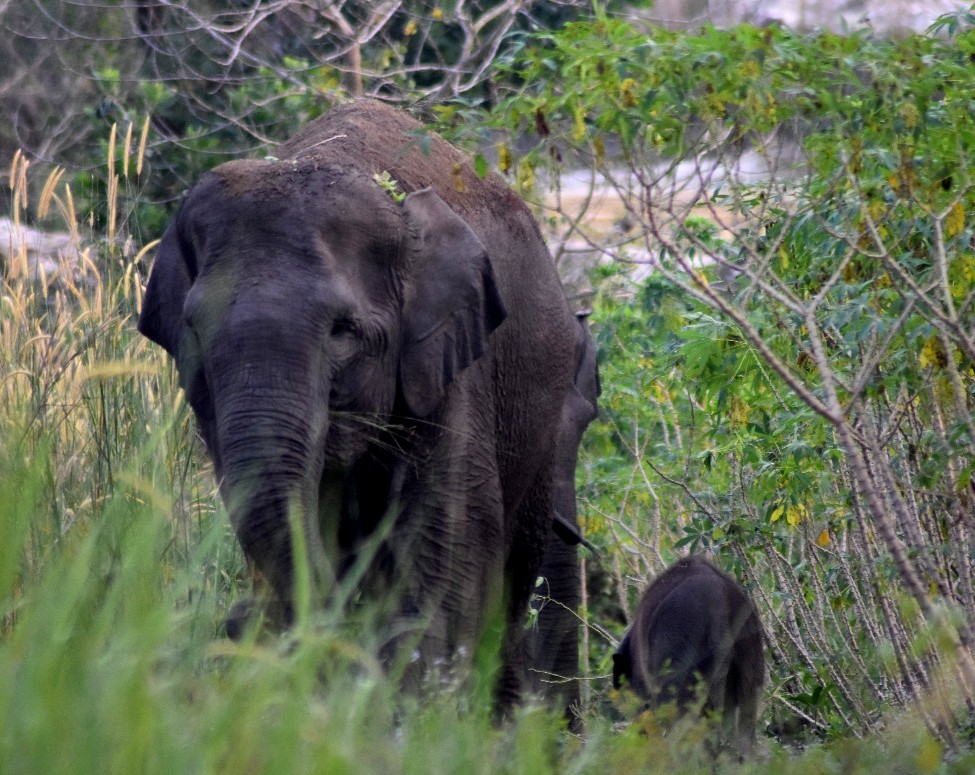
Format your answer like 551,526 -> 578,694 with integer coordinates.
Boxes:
2,126 -> 974,774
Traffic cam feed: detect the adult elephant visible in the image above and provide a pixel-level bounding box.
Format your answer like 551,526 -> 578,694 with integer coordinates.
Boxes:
138,99 -> 577,710
529,312 -> 599,727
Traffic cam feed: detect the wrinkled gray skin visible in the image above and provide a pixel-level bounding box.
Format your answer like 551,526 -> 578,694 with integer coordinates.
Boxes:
613,556 -> 766,756
528,312 -> 599,727
138,100 -> 576,711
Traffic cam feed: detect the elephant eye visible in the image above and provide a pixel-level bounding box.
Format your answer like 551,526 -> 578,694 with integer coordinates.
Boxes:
331,318 -> 358,338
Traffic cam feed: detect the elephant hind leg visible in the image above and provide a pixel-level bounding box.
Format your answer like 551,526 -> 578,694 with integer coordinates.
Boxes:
725,659 -> 762,756
224,597 -> 257,640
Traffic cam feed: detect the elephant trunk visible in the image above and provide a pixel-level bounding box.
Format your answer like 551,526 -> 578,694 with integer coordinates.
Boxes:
215,382 -> 330,609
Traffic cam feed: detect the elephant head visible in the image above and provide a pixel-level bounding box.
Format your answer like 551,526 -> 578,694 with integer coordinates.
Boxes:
139,162 -> 507,613
612,556 -> 766,756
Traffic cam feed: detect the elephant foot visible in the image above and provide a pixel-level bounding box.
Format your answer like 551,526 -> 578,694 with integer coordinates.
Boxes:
224,596 -> 293,640
224,597 -> 257,640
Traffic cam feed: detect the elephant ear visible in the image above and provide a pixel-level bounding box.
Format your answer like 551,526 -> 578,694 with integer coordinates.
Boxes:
399,188 -> 507,418
138,217 -> 194,358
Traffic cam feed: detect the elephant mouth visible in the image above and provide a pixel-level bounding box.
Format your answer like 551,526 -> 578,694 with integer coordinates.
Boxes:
316,459 -> 393,581
218,401 -> 405,600
321,408 -> 395,468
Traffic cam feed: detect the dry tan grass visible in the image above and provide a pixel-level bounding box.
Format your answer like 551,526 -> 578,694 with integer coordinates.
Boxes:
0,121 -> 187,546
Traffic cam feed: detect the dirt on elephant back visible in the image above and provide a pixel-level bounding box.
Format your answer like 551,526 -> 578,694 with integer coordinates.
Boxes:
276,98 -> 535,233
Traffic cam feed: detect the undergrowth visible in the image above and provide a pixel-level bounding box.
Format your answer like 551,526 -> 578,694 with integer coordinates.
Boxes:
1,94 -> 974,771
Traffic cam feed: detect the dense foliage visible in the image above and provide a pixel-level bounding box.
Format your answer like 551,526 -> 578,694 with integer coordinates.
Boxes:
4,2 -> 975,772
477,5 -> 975,743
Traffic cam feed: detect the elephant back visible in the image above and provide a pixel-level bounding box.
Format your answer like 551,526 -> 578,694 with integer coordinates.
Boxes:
275,100 -> 556,305
277,100 -> 526,229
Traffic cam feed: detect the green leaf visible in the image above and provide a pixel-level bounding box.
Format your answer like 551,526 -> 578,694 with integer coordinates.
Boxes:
473,153 -> 488,179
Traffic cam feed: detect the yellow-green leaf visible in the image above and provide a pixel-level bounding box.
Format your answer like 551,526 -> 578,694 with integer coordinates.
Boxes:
498,144 -> 512,175
452,162 -> 466,193
898,102 -> 920,129
919,336 -> 947,370
785,504 -> 803,526
946,201 -> 965,238
729,395 -> 750,427
593,135 -> 605,163
516,157 -> 535,194
620,78 -> 637,108
572,105 -> 587,142
915,733 -> 942,774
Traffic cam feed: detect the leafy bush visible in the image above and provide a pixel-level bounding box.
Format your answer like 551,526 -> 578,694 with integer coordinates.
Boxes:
485,4 -> 975,744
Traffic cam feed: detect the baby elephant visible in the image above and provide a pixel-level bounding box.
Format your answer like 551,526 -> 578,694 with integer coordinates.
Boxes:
613,556 -> 765,755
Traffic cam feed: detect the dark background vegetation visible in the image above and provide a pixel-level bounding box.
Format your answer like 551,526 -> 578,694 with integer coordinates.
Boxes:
3,1 -> 975,771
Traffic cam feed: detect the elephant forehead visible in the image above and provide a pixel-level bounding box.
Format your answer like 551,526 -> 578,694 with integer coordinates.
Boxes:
203,158 -> 399,218
186,163 -> 404,269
